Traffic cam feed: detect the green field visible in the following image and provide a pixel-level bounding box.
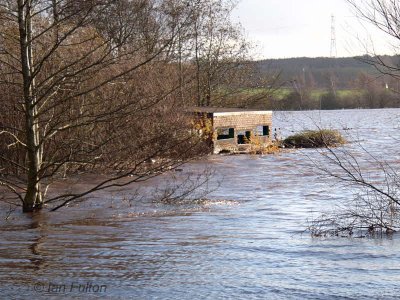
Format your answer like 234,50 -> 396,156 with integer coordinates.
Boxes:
237,87 -> 363,101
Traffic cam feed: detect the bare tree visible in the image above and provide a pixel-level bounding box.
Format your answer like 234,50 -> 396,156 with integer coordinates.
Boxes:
0,0 -> 211,212
308,141 -> 400,237
347,0 -> 400,80
304,0 -> 400,237
187,0 -> 262,108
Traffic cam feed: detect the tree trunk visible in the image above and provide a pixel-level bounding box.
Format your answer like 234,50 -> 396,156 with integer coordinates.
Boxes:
194,18 -> 202,107
18,0 -> 43,212
52,0 -> 59,43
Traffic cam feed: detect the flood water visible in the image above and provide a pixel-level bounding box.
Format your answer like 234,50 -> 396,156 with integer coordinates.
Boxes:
2,109 -> 400,299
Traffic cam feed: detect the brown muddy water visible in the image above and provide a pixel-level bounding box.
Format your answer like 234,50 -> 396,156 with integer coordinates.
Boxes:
2,109 -> 400,299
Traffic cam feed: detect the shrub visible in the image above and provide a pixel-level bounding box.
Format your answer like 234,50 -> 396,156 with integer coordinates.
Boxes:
283,129 -> 346,148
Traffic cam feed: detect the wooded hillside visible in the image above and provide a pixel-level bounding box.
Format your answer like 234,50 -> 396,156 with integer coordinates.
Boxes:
257,55 -> 400,89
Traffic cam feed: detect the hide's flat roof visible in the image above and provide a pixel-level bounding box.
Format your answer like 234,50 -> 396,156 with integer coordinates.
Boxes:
187,107 -> 272,114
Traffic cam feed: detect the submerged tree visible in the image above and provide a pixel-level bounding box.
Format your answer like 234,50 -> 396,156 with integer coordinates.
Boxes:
308,142 -> 400,237
304,0 -> 400,237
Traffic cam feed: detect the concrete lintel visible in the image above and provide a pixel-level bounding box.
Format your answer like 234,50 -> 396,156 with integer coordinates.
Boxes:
213,111 -> 272,117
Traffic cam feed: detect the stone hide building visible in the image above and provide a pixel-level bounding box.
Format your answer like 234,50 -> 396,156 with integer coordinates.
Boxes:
191,107 -> 273,154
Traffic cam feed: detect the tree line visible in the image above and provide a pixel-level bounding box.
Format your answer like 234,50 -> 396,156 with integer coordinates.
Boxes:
256,55 -> 400,110
258,55 -> 400,89
274,71 -> 400,110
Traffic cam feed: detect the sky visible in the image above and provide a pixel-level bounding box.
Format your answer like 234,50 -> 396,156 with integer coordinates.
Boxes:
233,0 -> 395,59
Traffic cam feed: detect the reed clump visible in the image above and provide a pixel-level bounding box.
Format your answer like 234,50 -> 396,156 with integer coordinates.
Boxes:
247,134 -> 281,155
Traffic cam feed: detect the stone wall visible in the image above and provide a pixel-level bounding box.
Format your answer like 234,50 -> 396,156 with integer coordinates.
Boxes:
213,111 -> 272,131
